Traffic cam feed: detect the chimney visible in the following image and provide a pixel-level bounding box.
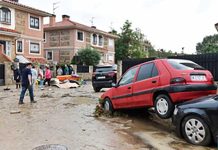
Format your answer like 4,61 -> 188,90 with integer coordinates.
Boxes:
9,0 -> 19,2
49,14 -> 56,26
62,15 -> 70,21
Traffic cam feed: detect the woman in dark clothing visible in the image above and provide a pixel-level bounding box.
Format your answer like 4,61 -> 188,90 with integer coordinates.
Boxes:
14,67 -> 21,89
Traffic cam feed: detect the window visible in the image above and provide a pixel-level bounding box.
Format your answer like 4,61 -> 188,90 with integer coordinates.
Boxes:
16,40 -> 23,53
92,34 -> 97,45
108,39 -> 114,47
91,34 -> 104,46
108,53 -> 114,61
3,41 -> 11,57
30,42 -> 40,54
99,35 -> 103,46
30,16 -> 39,29
167,59 -> 205,70
77,31 -> 84,41
47,51 -> 53,60
137,63 -> 158,81
43,32 -> 46,42
0,7 -> 11,24
119,67 -> 138,86
152,64 -> 158,77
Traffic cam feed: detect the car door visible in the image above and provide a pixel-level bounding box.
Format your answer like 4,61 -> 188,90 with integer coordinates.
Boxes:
112,66 -> 138,109
132,62 -> 159,107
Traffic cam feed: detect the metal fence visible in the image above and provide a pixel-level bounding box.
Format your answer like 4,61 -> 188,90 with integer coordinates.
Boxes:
77,65 -> 89,73
121,53 -> 218,81
168,53 -> 218,81
122,57 -> 156,74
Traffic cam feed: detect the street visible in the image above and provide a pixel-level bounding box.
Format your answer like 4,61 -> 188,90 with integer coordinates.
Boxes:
0,82 -> 216,150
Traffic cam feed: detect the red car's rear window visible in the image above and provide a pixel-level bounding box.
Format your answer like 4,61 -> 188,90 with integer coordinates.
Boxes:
167,59 -> 205,70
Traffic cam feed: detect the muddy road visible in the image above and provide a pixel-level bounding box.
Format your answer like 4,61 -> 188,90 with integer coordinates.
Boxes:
0,83 -> 216,150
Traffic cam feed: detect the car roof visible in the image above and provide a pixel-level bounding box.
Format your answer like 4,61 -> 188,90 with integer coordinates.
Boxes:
126,58 -> 196,71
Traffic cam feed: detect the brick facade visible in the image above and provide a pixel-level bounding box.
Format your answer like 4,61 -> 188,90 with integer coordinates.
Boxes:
44,15 -> 118,65
0,0 -> 52,63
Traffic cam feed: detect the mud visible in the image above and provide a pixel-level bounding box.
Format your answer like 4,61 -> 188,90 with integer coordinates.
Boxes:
0,82 -> 216,150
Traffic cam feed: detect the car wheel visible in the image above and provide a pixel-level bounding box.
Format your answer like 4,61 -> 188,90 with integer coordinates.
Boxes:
181,115 -> 211,146
94,87 -> 101,92
154,94 -> 174,119
104,98 -> 114,113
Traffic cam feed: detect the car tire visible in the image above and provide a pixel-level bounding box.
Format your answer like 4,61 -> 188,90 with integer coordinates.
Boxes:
94,87 -> 101,92
104,98 -> 114,114
181,115 -> 211,146
154,94 -> 174,119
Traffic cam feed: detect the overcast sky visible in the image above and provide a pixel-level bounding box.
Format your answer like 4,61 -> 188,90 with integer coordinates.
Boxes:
20,0 -> 218,54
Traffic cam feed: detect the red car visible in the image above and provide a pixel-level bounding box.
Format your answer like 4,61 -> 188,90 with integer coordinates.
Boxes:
101,59 -> 217,119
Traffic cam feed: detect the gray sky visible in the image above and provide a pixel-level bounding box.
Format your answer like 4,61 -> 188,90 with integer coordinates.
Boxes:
20,0 -> 218,54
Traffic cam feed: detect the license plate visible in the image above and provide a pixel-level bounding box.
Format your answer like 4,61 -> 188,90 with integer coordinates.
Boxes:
191,75 -> 207,81
97,76 -> 105,79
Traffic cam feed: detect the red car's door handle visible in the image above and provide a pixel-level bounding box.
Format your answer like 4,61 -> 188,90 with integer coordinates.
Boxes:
127,86 -> 131,89
152,80 -> 157,83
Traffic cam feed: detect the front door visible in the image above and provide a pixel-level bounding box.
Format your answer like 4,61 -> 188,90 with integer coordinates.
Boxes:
112,66 -> 138,109
132,62 -> 159,107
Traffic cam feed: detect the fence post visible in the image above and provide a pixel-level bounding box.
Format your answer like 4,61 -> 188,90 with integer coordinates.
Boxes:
117,60 -> 122,81
89,66 -> 93,73
73,65 -> 77,74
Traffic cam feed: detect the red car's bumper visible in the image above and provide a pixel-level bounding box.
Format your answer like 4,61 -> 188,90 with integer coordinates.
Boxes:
169,83 -> 217,103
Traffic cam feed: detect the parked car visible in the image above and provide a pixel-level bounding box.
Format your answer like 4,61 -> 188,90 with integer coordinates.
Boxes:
172,95 -> 218,146
100,59 -> 217,119
92,65 -> 117,92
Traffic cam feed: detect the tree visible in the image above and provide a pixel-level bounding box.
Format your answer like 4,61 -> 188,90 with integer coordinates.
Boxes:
196,34 -> 218,54
77,47 -> 101,66
114,20 -> 150,61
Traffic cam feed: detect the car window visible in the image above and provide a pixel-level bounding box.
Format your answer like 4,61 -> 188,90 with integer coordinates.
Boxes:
95,67 -> 114,72
119,67 -> 138,86
137,63 -> 154,81
152,64 -> 158,77
168,59 -> 205,70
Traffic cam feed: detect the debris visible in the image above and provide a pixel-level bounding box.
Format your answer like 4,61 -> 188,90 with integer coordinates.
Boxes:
54,82 -> 79,89
3,88 -> 10,91
40,93 -> 54,98
61,93 -> 73,98
10,110 -> 21,114
63,103 -> 77,108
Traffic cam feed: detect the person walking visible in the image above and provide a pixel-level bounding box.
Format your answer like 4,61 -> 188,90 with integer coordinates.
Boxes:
44,65 -> 52,86
13,66 -> 21,89
19,63 -> 37,104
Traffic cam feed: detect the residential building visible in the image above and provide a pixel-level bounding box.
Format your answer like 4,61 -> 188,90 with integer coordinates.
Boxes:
44,15 -> 118,65
0,0 -> 52,64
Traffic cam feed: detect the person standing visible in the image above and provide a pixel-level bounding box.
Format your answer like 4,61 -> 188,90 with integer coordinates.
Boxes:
13,66 -> 21,89
19,63 -> 37,104
57,66 -> 63,76
38,66 -> 44,90
64,64 -> 69,75
44,66 -> 52,86
31,66 -> 38,87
